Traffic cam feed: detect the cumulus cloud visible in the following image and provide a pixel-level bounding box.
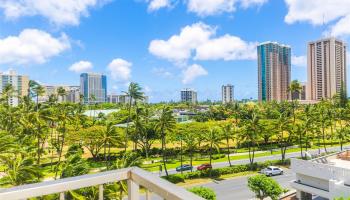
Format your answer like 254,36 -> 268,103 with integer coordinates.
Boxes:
149,22 -> 215,62
149,22 -> 257,63
292,55 -> 307,67
195,34 -> 257,60
182,64 -> 208,84
284,0 -> 350,37
147,0 -> 172,11
187,0 -> 268,16
0,0 -> 109,26
69,61 -> 93,73
107,58 -> 132,82
0,29 -> 70,65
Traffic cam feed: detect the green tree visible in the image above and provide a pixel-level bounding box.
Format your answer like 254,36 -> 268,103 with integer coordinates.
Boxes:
220,123 -> 234,166
204,126 -> 223,167
123,82 -> 144,152
248,174 -> 284,200
155,106 -> 176,176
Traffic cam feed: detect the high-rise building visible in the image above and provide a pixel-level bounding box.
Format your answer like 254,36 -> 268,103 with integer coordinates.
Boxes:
80,73 -> 107,104
307,38 -> 347,100
0,70 -> 29,106
181,88 -> 197,104
258,42 -> 291,101
222,84 -> 234,104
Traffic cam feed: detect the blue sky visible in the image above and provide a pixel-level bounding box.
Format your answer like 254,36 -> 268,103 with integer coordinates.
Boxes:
0,0 -> 350,102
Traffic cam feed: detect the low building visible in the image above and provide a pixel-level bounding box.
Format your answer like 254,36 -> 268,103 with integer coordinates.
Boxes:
107,94 -> 149,104
39,85 -> 80,103
291,150 -> 350,199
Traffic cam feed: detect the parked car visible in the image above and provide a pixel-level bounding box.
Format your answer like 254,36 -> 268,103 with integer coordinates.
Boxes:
197,163 -> 212,171
260,166 -> 283,176
176,164 -> 193,172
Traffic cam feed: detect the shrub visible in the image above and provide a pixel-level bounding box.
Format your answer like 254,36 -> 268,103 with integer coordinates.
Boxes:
188,187 -> 216,200
163,174 -> 184,183
248,174 -> 283,200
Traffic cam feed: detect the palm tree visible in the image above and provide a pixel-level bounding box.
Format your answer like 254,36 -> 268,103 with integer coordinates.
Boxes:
182,129 -> 198,171
103,122 -> 122,169
123,82 -> 144,152
240,105 -> 261,166
204,126 -> 223,167
288,80 -> 302,100
220,123 -> 234,166
57,87 -> 67,103
155,106 -> 176,176
33,85 -> 45,111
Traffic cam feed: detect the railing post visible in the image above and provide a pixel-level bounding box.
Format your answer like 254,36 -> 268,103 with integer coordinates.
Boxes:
128,179 -> 139,200
59,192 -> 65,200
99,184 -> 104,200
146,189 -> 151,200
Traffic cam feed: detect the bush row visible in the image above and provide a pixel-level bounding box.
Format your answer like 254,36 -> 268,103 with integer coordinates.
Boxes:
163,159 -> 290,184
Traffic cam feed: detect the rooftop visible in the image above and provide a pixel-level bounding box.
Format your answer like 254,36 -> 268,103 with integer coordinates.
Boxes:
312,150 -> 350,169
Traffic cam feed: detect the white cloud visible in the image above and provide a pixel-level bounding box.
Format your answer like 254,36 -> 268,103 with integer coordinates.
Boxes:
240,0 -> 268,8
292,55 -> 306,67
147,0 -> 172,11
187,0 -> 235,16
195,34 -> 257,60
284,0 -> 350,37
0,0 -> 109,26
187,0 -> 268,16
149,22 -> 257,63
149,22 -> 215,62
107,58 -> 132,82
69,61 -> 93,73
182,64 -> 208,84
152,67 -> 173,78
0,29 -> 70,65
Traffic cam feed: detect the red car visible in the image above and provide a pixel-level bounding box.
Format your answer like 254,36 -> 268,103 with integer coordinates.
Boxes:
197,163 -> 212,171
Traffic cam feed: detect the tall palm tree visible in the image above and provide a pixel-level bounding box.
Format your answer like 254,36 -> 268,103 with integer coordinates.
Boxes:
57,87 -> 67,103
123,82 -> 144,152
220,123 -> 234,166
155,106 -> 176,176
33,85 -> 45,111
204,126 -> 223,167
240,105 -> 261,166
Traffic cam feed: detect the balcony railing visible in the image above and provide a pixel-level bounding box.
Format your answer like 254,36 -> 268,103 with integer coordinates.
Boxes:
0,167 -> 204,200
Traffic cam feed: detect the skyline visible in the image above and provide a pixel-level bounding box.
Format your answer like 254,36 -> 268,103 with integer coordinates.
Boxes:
1,0 -> 350,102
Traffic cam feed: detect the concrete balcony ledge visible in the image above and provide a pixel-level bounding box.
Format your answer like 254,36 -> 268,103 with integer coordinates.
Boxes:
0,167 -> 204,200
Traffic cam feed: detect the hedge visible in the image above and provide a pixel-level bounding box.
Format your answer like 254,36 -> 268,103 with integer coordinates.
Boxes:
163,159 -> 290,184
188,187 -> 216,200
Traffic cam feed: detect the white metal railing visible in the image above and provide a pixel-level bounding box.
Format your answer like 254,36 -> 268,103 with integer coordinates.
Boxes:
0,167 -> 204,200
291,158 -> 350,183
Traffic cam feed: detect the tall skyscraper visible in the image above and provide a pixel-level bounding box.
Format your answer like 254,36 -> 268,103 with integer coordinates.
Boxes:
181,88 -> 197,104
258,42 -> 291,102
307,38 -> 347,100
0,70 -> 29,106
80,73 -> 107,104
222,84 -> 234,104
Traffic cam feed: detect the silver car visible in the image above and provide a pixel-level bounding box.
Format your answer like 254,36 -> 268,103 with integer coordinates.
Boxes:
260,166 -> 283,176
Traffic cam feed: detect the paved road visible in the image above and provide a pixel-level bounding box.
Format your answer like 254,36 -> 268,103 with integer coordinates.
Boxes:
142,169 -> 294,200
200,169 -> 294,200
155,145 -> 350,176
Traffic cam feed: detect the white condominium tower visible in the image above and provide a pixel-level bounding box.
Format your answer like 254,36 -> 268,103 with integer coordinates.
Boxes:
181,88 -> 197,104
222,84 -> 234,104
0,70 -> 29,106
307,38 -> 347,100
257,42 -> 291,101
